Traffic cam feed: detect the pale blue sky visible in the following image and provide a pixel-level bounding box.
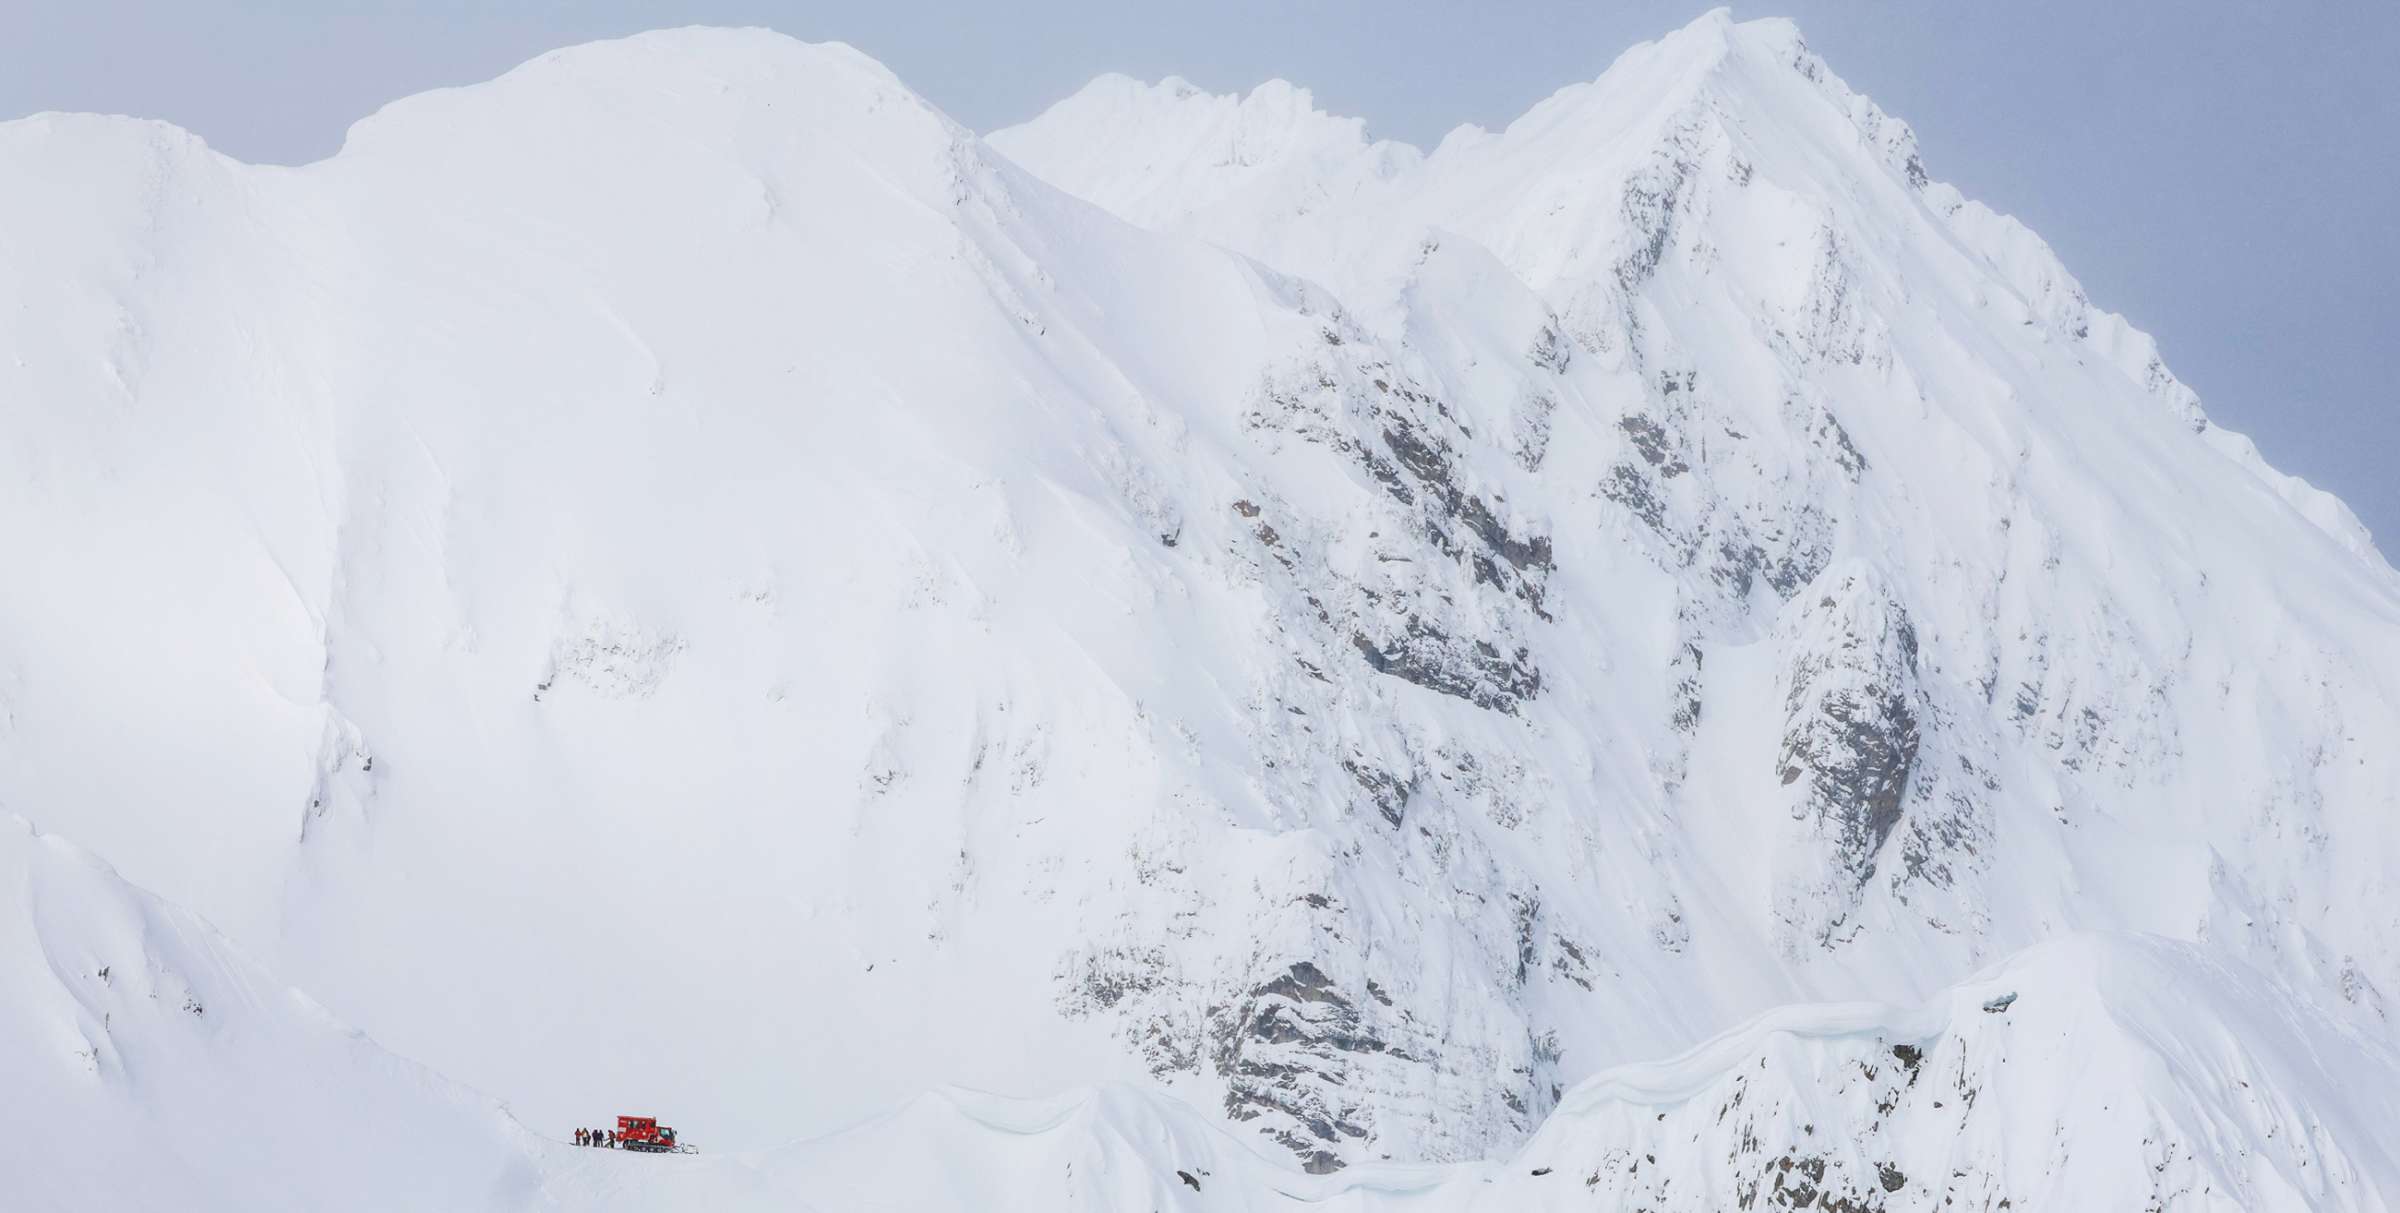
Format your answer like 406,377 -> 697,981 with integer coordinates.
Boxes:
10,1 -> 2395,548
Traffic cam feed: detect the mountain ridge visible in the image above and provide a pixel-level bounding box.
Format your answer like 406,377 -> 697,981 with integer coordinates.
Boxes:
994,11 -> 2389,570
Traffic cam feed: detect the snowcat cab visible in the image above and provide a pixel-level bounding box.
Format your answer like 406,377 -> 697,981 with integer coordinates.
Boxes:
615,1114 -> 680,1153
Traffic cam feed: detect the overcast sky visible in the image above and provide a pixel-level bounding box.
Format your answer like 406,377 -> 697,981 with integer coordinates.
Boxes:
9,1 -> 2395,548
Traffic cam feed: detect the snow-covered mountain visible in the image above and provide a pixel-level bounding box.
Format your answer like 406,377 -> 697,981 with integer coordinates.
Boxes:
6,10 -> 2398,1209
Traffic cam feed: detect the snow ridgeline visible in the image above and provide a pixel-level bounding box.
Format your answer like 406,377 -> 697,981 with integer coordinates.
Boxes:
9,814 -> 2394,1210
5,7 -> 2400,1208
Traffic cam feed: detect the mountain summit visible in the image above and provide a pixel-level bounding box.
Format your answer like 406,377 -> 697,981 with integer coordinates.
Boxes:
7,14 -> 2399,1210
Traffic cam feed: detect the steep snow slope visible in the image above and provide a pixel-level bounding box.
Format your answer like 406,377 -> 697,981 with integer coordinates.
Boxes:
0,814 -> 549,1210
5,28 -> 1630,1164
6,8 -> 2400,1196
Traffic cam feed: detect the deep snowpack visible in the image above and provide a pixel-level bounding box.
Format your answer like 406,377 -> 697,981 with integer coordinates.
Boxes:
5,10 -> 2399,1210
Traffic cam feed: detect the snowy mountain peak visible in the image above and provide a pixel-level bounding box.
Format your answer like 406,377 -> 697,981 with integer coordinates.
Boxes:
994,11 -> 2400,1168
993,67 -> 1418,239
996,12 -> 2398,567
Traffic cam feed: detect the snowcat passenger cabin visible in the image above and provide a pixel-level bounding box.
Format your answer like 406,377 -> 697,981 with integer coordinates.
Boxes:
615,1115 -> 679,1153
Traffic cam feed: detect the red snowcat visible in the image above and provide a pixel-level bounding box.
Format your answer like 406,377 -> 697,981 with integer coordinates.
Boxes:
615,1115 -> 682,1154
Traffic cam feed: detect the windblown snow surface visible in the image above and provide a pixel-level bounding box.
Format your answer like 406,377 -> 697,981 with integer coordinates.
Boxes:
6,10 -> 2400,1210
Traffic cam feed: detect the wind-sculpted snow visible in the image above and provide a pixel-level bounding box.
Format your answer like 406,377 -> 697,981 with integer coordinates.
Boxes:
7,6 -> 2400,1200
1504,934 -> 2400,1212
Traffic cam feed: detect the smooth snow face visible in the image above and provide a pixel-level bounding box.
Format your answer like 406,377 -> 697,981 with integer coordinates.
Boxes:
0,816 -> 548,1210
6,9 -> 2400,1206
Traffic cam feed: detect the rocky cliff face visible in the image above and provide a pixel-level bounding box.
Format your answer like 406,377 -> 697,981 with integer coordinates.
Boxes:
994,10 -> 2400,1171
1771,568 -> 1925,950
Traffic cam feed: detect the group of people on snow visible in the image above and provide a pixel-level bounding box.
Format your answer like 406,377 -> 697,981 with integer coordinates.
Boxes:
574,1127 -> 615,1148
